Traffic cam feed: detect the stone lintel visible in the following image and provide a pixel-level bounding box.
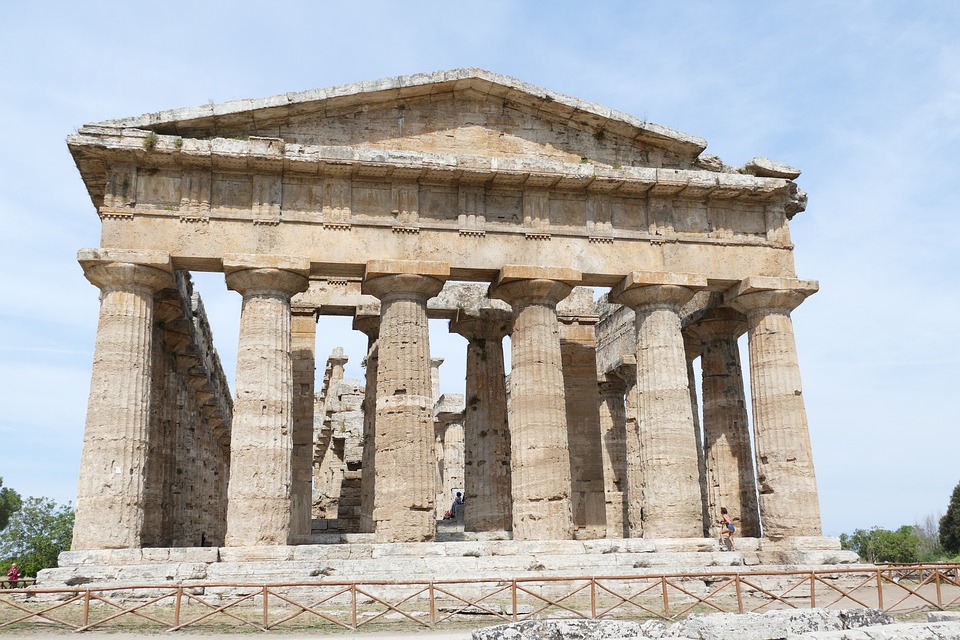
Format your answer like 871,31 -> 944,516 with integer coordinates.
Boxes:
78,248 -> 172,274
364,260 -> 450,281
609,271 -> 708,306
223,254 -> 311,277
494,265 -> 581,287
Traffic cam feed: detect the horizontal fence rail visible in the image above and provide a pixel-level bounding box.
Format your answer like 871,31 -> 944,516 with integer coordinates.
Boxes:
0,564 -> 958,633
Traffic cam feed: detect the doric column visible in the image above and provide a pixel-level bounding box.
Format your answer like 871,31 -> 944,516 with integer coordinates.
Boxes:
73,249 -> 174,550
430,357 -> 444,405
611,271 -> 707,538
683,333 -> 710,537
689,310 -> 760,537
362,261 -> 449,542
728,277 -> 822,538
558,289 -> 606,539
450,309 -> 513,532
223,255 -> 309,546
289,303 -> 318,543
597,374 -> 628,538
609,356 -> 641,537
490,265 -> 580,540
435,394 -> 466,518
353,306 -> 380,534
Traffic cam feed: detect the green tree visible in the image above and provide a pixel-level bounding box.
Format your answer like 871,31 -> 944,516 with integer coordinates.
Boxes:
941,480 -> 960,554
915,513 -> 943,561
0,497 -> 74,577
0,477 -> 22,531
840,525 -> 922,563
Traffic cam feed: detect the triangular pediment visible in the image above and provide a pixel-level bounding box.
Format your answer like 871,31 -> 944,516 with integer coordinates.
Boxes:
94,69 -> 707,169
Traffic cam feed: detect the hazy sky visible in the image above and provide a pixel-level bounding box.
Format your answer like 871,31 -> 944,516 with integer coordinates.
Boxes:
1,1 -> 957,537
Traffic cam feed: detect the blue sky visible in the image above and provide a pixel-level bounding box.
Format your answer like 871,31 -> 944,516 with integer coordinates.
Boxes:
1,1 -> 958,537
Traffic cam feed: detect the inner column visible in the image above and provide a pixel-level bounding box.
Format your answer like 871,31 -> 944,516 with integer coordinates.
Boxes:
490,265 -> 580,541
611,271 -> 706,539
353,305 -> 380,534
290,304 -> 318,543
450,309 -> 513,532
689,309 -> 760,538
362,261 -> 449,543
223,255 -> 309,547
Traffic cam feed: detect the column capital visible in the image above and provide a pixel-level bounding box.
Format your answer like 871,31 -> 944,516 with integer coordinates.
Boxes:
362,259 -> 449,301
610,271 -> 706,309
225,268 -> 309,298
682,332 -> 702,362
79,248 -> 174,293
725,277 -> 818,317
488,265 -> 581,307
686,308 -> 748,343
352,306 -> 381,338
449,307 -> 512,340
605,354 -> 637,383
224,254 -> 310,298
488,266 -> 580,308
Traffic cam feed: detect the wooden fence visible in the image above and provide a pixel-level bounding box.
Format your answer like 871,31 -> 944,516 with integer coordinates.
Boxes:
0,564 -> 958,633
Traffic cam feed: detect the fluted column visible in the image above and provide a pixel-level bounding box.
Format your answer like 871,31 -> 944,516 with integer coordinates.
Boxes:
611,271 -> 707,538
362,261 -> 449,542
615,358 -> 643,537
490,266 -> 580,540
223,256 -> 309,546
683,333 -> 710,537
73,250 -> 173,549
597,375 -> 628,538
290,305 -> 318,543
450,310 -> 513,532
353,308 -> 380,534
435,396 -> 466,518
558,298 -> 607,540
689,310 -> 760,537
728,277 -> 822,538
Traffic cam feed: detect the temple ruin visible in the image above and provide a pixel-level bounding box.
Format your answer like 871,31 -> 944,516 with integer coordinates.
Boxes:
64,69 -> 828,558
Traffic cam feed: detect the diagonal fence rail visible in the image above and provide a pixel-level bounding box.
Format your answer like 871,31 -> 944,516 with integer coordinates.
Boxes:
0,564 -> 957,633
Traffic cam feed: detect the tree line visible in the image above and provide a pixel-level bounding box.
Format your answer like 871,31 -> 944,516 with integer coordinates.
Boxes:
1,477 -> 74,578
840,480 -> 960,563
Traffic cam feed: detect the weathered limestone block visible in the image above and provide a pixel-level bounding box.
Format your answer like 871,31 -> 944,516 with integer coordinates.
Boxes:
450,308 -> 513,532
362,261 -> 449,542
728,277 -> 822,538
490,266 -> 580,540
688,310 -> 760,538
611,271 -> 707,539
224,256 -> 309,546
73,250 -> 174,550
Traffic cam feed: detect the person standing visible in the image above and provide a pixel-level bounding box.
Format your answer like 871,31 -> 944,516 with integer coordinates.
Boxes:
719,507 -> 736,551
6,562 -> 21,588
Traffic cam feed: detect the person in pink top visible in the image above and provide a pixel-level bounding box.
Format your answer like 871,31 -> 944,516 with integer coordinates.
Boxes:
6,562 -> 21,587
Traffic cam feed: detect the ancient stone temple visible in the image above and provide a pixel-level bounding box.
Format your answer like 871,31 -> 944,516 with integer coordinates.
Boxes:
67,69 -> 823,552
